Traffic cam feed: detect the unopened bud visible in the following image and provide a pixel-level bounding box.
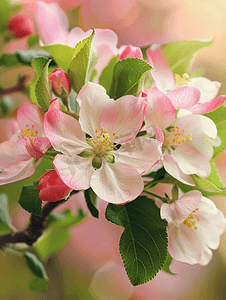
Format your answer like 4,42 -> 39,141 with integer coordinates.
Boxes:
8,15 -> 34,38
119,45 -> 143,60
49,68 -> 71,96
37,170 -> 71,202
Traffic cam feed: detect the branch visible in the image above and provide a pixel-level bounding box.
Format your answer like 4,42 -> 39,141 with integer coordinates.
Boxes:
0,200 -> 65,247
0,75 -> 29,97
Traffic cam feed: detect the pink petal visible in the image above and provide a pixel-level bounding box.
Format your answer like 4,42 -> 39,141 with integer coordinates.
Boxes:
166,86 -> 200,109
0,119 -> 19,143
13,138 -> 32,160
26,137 -> 51,159
17,103 -> 44,135
0,159 -> 35,185
119,45 -> 143,60
170,144 -> 211,178
161,190 -> 202,226
93,29 -> 118,55
53,154 -> 94,190
90,161 -> 143,204
67,27 -> 92,48
77,82 -> 114,137
188,95 -> 226,114
0,141 -> 16,170
100,95 -> 147,144
35,2 -> 68,45
146,44 -> 175,92
48,98 -> 61,111
145,88 -> 176,131
44,109 -> 87,155
162,154 -> 195,186
156,127 -> 164,144
114,137 -> 161,173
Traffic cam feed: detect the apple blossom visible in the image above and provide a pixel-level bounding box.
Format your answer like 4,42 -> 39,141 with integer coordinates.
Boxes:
49,68 -> 71,96
0,103 -> 51,185
119,45 -> 143,60
8,15 -> 34,38
160,190 -> 226,265
44,82 -> 161,204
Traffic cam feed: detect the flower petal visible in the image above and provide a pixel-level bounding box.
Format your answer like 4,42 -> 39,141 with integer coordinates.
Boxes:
162,154 -> 195,186
67,27 -> 92,48
114,137 -> 161,173
166,86 -> 200,109
13,138 -> 33,160
26,137 -> 51,159
0,141 -> 16,170
188,95 -> 226,114
100,95 -> 147,144
77,82 -> 114,137
53,154 -> 94,190
44,109 -> 87,155
145,88 -> 176,130
90,161 -> 143,204
146,44 -> 175,92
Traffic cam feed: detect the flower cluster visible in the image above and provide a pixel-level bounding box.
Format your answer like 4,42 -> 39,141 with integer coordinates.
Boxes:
0,0 -> 226,290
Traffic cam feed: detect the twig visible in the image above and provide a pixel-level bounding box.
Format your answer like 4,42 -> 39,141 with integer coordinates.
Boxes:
0,75 -> 29,97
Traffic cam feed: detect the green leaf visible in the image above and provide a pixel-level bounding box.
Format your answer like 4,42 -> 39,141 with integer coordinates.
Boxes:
109,58 -> 152,99
105,196 -> 168,286
163,38 -> 213,75
84,188 -> 99,218
161,252 -> 176,275
68,30 -> 96,93
0,193 -> 13,233
24,252 -> 49,292
67,5 -> 81,28
69,90 -> 80,114
206,159 -> 225,189
18,182 -> 42,217
0,0 -> 11,33
0,95 -> 13,115
16,49 -> 52,65
33,209 -> 86,260
42,44 -> 74,72
204,105 -> 226,158
192,175 -> 224,193
27,35 -> 39,49
0,53 -> 20,67
99,55 -> 118,94
28,277 -> 49,292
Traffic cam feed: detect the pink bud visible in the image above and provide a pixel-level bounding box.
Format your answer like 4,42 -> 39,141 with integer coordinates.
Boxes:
37,170 -> 71,202
119,45 -> 143,60
8,15 -> 34,38
49,68 -> 71,95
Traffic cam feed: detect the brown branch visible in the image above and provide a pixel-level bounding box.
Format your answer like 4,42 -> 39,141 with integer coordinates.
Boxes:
0,75 -> 29,97
0,200 -> 65,247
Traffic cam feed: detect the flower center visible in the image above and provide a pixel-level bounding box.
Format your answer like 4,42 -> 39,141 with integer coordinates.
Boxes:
163,126 -> 192,153
183,208 -> 199,230
18,124 -> 38,142
174,73 -> 190,89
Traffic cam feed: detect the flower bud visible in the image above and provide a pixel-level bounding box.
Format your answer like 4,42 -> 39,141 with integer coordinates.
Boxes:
37,170 -> 71,202
49,68 -> 71,96
8,15 -> 34,38
119,45 -> 143,60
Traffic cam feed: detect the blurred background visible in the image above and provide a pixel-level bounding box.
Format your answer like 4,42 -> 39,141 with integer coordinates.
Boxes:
1,0 -> 226,299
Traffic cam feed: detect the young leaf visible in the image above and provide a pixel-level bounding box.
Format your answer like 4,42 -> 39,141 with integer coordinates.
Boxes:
18,182 -> 42,217
33,209 -> 86,260
16,49 -> 52,65
206,159 -> 225,189
161,252 -> 176,275
99,55 -> 118,94
68,30 -> 96,93
109,58 -> 152,99
204,105 -> 226,158
42,44 -> 74,72
0,53 -> 20,67
105,196 -> 168,286
192,175 -> 224,193
163,38 -> 213,76
84,188 -> 99,218
27,35 -> 39,49
0,193 -> 13,233
28,277 -> 49,292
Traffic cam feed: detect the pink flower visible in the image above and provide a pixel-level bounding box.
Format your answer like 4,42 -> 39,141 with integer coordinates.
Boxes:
8,15 -> 34,38
160,190 -> 226,265
144,88 -> 216,185
44,82 -> 161,204
0,103 -> 51,185
37,170 -> 72,202
146,44 -> 226,114
49,68 -> 71,96
119,45 -> 143,60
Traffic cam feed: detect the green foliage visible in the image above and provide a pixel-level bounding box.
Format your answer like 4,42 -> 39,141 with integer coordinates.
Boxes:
18,182 -> 42,217
161,252 -> 176,275
204,105 -> 226,158
0,193 -> 13,233
27,35 -> 39,49
192,174 -> 224,193
163,38 -> 213,75
0,0 -> 23,33
30,57 -> 52,110
0,95 -> 13,115
33,209 -> 86,260
106,196 -> 168,286
206,159 -> 225,189
109,58 -> 152,99
99,55 -> 118,94
0,53 -> 20,67
42,44 -> 74,72
16,50 -> 52,65
24,252 -> 49,292
84,188 -> 99,218
68,30 -> 96,93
